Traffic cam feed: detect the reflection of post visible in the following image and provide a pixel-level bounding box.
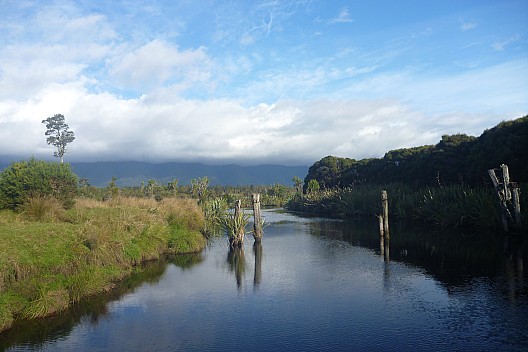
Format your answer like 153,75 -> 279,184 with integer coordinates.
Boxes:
227,247 -> 245,289
383,255 -> 390,293
516,247 -> 524,284
384,238 -> 390,262
253,242 -> 262,288
252,193 -> 263,242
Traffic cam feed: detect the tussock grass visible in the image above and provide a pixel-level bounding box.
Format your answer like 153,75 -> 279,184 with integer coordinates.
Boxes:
20,195 -> 65,222
0,196 -> 206,332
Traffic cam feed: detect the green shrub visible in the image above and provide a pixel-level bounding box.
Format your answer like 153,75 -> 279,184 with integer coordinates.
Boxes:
0,158 -> 78,210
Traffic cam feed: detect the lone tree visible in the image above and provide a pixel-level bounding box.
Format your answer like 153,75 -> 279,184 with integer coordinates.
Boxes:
42,113 -> 75,163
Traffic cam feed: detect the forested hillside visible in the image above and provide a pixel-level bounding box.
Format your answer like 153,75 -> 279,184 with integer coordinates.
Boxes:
304,116 -> 528,190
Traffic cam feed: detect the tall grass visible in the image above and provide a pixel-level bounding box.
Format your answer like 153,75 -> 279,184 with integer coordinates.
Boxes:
0,196 -> 206,332
20,195 -> 65,222
286,184 -> 525,230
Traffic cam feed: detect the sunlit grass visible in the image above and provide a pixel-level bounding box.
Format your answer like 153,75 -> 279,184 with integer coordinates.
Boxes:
0,196 -> 206,332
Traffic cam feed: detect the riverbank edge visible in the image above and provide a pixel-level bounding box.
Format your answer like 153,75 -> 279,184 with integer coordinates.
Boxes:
0,197 -> 207,333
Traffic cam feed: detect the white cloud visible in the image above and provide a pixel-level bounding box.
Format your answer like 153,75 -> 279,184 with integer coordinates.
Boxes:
492,34 -> 521,51
108,39 -> 213,91
460,20 -> 478,31
1,0 -> 526,167
329,7 -> 354,24
1,72 -> 524,165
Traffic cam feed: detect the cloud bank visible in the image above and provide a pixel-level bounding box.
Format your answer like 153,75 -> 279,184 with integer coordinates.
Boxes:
1,0 -> 527,166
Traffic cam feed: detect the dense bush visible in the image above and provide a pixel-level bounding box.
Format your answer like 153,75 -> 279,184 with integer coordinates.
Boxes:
304,116 -> 528,189
0,158 -> 78,210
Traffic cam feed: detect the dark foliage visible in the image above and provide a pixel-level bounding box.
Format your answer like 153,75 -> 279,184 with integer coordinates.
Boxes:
304,116 -> 528,189
0,158 -> 78,209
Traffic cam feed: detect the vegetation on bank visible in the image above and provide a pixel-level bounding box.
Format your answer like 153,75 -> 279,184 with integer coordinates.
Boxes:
0,196 -> 206,333
303,116 -> 528,190
286,183 -> 528,230
0,158 -> 289,333
289,117 -> 528,231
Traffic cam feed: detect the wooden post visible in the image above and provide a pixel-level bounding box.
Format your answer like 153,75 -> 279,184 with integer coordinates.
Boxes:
488,165 -> 522,232
379,223 -> 385,258
501,164 -> 512,201
378,214 -> 385,258
381,190 -> 390,239
229,200 -> 245,248
252,193 -> 263,242
378,215 -> 384,237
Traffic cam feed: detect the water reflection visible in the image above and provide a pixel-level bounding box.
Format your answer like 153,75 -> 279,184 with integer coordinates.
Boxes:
253,242 -> 263,289
504,236 -> 527,301
227,247 -> 246,289
307,218 -> 528,300
225,243 -> 264,291
380,235 -> 390,262
3,210 -> 528,351
0,253 -> 204,351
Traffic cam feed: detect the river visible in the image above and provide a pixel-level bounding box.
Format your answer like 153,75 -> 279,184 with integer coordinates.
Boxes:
1,209 -> 527,351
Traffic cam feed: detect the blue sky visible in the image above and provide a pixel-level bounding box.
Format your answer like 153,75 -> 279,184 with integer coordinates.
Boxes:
1,0 -> 527,165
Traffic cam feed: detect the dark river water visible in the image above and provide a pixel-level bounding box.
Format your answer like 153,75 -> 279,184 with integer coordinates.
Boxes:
1,209 -> 527,351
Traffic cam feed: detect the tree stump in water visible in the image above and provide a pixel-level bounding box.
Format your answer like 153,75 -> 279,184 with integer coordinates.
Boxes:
229,200 -> 246,248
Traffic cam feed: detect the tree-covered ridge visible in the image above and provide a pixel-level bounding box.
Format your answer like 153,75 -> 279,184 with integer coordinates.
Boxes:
304,116 -> 528,189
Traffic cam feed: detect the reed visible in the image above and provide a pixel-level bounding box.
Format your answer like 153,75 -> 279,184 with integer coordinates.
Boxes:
286,184 -> 524,229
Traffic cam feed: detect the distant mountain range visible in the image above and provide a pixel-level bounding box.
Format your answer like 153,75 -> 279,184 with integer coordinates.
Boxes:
0,161 -> 307,187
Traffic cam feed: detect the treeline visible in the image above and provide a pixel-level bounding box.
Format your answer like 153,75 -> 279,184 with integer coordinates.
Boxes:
303,116 -> 528,190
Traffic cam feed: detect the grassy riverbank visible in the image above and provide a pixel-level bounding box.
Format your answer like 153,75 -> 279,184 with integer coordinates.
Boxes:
0,196 -> 206,333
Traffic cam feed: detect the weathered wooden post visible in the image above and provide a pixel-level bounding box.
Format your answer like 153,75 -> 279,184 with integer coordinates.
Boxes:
381,190 -> 390,239
229,199 -> 245,248
378,214 -> 385,258
488,164 -> 522,232
501,164 -> 512,201
379,224 -> 385,258
252,193 -> 263,242
488,168 -> 510,232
